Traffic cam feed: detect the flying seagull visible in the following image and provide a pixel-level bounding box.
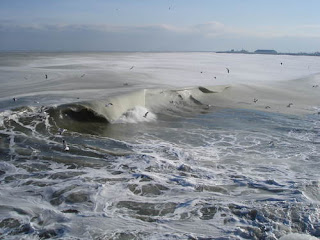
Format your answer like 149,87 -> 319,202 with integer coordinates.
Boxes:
268,141 -> 275,147
143,112 -> 149,118
204,104 -> 211,110
81,74 -> 85,77
130,66 -> 134,70
253,98 -> 258,103
265,106 -> 271,109
59,128 -> 66,135
287,103 -> 293,108
226,68 -> 230,73
105,103 -> 113,107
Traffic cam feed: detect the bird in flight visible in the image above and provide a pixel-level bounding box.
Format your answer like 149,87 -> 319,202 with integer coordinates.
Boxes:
143,112 -> 149,118
268,141 -> 275,147
287,103 -> 293,108
59,128 -> 66,135
226,68 -> 230,73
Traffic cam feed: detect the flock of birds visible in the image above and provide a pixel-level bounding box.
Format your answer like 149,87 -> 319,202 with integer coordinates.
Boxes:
252,97 -> 293,109
11,61 -> 319,151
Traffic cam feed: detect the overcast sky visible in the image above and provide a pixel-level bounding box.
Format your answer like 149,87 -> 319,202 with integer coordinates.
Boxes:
1,0 -> 319,52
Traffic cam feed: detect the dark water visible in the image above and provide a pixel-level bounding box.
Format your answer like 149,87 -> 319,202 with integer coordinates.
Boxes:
0,102 -> 320,239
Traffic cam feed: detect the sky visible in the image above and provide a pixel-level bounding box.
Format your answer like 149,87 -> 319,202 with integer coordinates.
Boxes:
0,0 -> 320,52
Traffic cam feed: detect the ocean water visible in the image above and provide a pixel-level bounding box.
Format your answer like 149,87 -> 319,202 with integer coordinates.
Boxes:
0,52 -> 320,240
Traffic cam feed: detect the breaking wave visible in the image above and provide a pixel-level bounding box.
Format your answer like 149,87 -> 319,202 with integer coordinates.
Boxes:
40,85 -> 230,130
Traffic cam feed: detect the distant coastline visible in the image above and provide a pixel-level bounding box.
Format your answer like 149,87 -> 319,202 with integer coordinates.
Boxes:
216,49 -> 320,57
0,50 -> 319,56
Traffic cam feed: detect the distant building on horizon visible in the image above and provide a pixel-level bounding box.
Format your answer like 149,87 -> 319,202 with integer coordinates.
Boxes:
254,49 -> 278,54
216,49 -> 319,56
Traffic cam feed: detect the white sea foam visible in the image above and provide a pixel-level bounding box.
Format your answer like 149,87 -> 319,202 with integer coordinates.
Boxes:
279,233 -> 319,240
0,110 -> 12,127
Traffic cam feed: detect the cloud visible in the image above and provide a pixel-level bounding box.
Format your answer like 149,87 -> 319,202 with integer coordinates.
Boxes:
1,21 -> 320,38
0,21 -> 319,51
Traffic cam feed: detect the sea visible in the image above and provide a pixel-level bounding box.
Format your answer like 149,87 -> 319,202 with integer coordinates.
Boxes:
0,52 -> 320,240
